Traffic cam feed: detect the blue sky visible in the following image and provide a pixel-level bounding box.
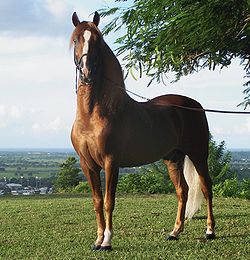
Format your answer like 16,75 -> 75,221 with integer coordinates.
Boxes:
0,0 -> 249,149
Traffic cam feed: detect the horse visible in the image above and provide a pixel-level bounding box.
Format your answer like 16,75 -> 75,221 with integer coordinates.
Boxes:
70,11 -> 215,251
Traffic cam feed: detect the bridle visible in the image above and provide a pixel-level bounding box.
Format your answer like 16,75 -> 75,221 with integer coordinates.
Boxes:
74,50 -> 100,93
74,51 -> 89,93
74,52 -> 87,71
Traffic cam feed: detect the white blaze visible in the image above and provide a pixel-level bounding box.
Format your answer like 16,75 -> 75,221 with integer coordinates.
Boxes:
82,30 -> 91,71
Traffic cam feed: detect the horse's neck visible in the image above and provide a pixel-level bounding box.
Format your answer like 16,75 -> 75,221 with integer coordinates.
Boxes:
77,42 -> 127,118
102,43 -> 125,89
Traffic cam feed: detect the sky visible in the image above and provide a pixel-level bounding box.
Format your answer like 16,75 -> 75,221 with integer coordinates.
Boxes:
0,0 -> 249,150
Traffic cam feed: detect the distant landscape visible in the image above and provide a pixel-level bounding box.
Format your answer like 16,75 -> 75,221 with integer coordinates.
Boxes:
0,149 -> 76,189
0,148 -> 249,189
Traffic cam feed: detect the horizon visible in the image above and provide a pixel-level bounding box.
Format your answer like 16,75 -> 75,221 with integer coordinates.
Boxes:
0,147 -> 249,152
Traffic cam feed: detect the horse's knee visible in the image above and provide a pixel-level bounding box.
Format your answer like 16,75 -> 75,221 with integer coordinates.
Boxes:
93,197 -> 103,212
104,200 -> 115,213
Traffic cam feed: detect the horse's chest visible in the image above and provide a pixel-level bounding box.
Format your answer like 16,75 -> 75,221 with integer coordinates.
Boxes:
71,119 -> 109,167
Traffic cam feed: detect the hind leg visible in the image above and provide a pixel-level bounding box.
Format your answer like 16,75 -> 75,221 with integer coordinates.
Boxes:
191,156 -> 215,239
164,151 -> 188,240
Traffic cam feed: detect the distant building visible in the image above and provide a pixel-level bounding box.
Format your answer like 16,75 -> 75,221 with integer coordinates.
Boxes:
7,183 -> 22,195
7,183 -> 22,190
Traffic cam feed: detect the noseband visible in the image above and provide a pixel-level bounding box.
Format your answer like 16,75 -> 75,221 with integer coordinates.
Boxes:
74,52 -> 87,71
74,50 -> 99,93
74,51 -> 88,93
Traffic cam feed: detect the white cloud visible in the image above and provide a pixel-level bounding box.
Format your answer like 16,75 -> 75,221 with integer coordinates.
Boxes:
229,116 -> 250,135
210,116 -> 250,136
245,116 -> 250,133
32,116 -> 68,134
0,34 -> 72,88
211,126 -> 226,135
0,105 -> 7,128
10,105 -> 22,119
0,0 -> 75,36
32,123 -> 40,131
45,0 -> 68,20
0,35 -> 62,55
0,104 -> 24,128
47,116 -> 63,131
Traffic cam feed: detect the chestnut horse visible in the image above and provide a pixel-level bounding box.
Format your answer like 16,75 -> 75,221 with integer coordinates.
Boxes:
70,12 -> 215,251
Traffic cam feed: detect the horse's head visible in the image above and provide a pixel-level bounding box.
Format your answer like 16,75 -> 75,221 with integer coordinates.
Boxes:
70,12 -> 102,85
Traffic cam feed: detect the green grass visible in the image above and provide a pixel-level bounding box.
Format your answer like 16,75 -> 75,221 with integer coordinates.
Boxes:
0,194 -> 249,259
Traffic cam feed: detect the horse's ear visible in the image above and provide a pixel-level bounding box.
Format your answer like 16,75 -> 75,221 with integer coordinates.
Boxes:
93,11 -> 100,27
72,12 -> 80,27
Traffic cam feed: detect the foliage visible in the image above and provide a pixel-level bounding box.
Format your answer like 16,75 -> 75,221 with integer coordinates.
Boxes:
54,157 -> 81,192
213,178 -> 250,199
205,135 -> 250,199
208,134 -> 234,184
101,0 -> 250,106
213,178 -> 240,198
72,181 -> 91,194
117,160 -> 174,194
0,195 -> 249,259
239,178 -> 250,199
117,173 -> 142,193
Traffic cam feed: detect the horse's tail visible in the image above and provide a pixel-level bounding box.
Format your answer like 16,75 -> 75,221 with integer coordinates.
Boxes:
183,156 -> 203,219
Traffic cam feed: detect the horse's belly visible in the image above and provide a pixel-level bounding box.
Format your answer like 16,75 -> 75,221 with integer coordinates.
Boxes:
119,134 -> 176,167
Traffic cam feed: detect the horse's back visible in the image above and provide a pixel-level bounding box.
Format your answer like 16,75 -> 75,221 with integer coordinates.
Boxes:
148,94 -> 203,109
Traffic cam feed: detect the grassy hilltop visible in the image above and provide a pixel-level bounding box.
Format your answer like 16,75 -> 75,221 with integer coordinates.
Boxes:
0,194 -> 249,259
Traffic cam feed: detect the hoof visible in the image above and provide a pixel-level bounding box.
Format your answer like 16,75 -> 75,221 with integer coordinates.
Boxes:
92,244 -> 101,251
205,233 -> 216,240
100,245 -> 112,251
166,235 -> 178,241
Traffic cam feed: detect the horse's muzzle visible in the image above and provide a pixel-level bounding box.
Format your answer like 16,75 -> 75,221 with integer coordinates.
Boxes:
80,68 -> 92,85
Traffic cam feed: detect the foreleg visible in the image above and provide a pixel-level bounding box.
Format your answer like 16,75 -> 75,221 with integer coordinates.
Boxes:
80,160 -> 105,249
101,157 -> 119,251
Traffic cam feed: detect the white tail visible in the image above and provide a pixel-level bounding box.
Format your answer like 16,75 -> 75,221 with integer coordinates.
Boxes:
183,156 -> 203,219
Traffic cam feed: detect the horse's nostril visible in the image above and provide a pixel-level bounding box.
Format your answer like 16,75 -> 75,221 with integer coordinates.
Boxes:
85,77 -> 92,84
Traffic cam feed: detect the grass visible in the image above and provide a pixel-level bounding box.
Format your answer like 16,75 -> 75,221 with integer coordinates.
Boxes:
0,194 -> 249,259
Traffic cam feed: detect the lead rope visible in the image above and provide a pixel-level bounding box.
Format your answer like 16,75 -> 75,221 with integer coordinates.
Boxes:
124,87 -> 250,114
126,89 -> 250,114
76,74 -> 250,115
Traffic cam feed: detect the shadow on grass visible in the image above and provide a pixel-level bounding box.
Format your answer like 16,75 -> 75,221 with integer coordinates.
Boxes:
193,212 -> 249,221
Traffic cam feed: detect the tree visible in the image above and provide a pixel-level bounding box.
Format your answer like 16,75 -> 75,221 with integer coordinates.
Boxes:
208,134 -> 234,184
101,0 -> 250,107
54,157 -> 81,191
117,168 -> 174,194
